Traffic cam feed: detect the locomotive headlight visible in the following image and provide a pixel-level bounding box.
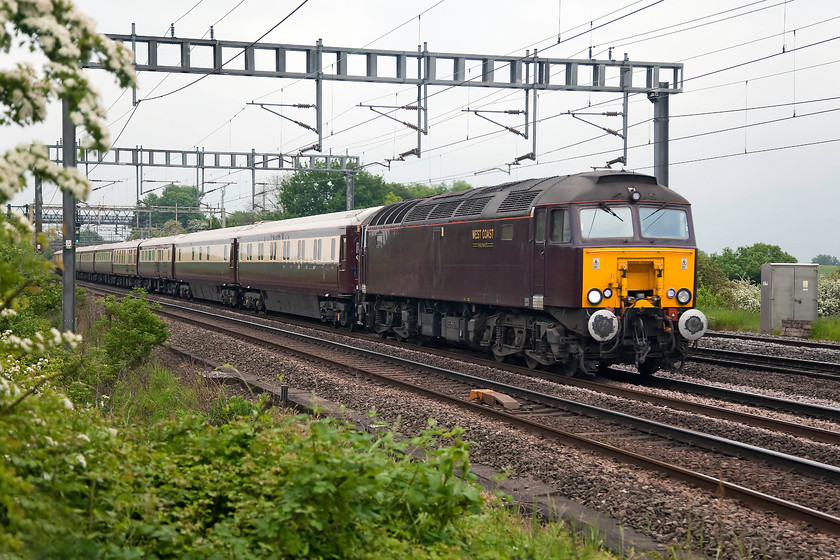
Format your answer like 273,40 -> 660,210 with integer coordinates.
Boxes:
603,288 -> 613,299
676,288 -> 692,305
587,288 -> 603,305
666,288 -> 676,299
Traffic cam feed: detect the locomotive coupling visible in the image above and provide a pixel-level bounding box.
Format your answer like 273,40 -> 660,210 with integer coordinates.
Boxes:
678,309 -> 708,341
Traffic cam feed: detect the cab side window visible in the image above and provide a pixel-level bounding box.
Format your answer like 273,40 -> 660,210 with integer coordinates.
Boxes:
534,208 -> 546,243
550,209 -> 570,243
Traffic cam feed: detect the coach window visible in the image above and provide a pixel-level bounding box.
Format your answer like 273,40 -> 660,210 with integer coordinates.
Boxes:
206,246 -> 210,260
331,238 -> 336,261
534,208 -> 546,243
247,244 -> 253,261
178,248 -> 182,261
224,245 -> 228,261
550,209 -> 571,243
192,247 -> 195,261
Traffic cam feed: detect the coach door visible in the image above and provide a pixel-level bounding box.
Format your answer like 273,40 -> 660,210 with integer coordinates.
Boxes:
338,229 -> 359,293
531,208 -> 546,310
230,240 -> 238,284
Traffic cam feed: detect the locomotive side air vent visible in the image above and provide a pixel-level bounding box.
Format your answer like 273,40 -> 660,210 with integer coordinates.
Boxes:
428,200 -> 462,220
596,174 -> 658,185
454,196 -> 492,217
405,204 -> 434,222
498,189 -> 541,213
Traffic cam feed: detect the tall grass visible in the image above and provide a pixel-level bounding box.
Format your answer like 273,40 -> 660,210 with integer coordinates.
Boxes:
109,358 -> 221,424
697,306 -> 760,332
809,316 -> 840,342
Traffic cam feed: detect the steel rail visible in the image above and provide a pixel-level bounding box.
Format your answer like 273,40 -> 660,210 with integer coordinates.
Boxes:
706,331 -> 840,351
645,375 -> 840,422
154,303 -> 840,536
690,347 -> 840,379
81,283 -> 840,436
375,340 -> 840,444
153,302 -> 840,485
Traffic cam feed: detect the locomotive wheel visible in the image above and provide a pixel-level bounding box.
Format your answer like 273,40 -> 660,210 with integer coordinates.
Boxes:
524,355 -> 540,370
637,358 -> 662,376
492,350 -> 506,363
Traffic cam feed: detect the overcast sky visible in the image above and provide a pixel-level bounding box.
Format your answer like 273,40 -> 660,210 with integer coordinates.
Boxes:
3,0 -> 839,261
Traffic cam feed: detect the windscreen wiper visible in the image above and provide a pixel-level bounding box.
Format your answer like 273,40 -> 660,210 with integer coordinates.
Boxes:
643,201 -> 669,221
599,202 -> 623,221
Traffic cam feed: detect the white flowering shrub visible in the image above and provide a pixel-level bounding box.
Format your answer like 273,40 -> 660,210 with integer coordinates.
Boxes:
728,278 -> 761,313
818,274 -> 840,317
1,0 -> 136,202
0,0 -> 135,359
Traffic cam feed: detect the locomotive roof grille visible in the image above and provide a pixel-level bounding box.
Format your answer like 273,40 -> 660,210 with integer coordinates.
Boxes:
427,200 -> 462,220
405,204 -> 434,222
454,196 -> 492,217
497,189 -> 541,213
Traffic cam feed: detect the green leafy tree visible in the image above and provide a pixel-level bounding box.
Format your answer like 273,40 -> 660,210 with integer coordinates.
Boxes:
160,219 -> 186,236
275,167 -> 473,219
710,243 -> 797,284
138,184 -> 205,230
812,254 -> 840,266
0,0 -> 133,348
78,227 -> 104,244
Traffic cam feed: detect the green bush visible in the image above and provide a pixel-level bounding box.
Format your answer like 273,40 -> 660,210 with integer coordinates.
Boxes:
208,394 -> 264,424
64,290 -> 170,408
0,241 -> 61,339
97,290 -> 170,373
710,243 -> 796,284
1,366 -> 487,560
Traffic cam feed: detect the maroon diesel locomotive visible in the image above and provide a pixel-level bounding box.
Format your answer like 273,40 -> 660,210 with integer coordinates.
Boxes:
75,171 -> 707,378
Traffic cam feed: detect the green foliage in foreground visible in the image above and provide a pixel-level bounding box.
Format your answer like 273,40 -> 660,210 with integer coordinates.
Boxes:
1,359 -> 614,559
65,290 -> 171,409
1,364 -> 471,558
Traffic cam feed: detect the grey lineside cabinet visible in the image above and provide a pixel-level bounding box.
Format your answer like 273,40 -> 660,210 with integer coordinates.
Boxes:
760,263 -> 819,334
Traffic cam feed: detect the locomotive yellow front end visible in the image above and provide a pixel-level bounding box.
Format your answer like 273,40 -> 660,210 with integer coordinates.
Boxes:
581,246 -> 708,374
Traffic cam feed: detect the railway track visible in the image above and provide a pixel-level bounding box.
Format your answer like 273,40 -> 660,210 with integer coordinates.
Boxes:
390,345 -> 840,444
706,330 -> 840,351
83,282 -> 840,441
690,346 -> 840,379
137,297 -> 840,535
